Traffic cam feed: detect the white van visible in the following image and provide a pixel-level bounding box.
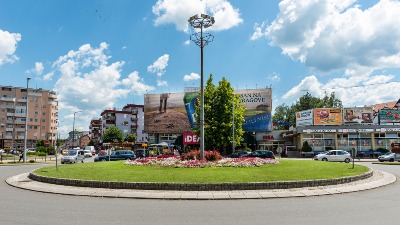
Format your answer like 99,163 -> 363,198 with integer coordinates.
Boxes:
85,146 -> 96,155
61,149 -> 85,164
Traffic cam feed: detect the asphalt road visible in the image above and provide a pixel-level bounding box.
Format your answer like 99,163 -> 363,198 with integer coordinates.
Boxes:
1,162 -> 399,225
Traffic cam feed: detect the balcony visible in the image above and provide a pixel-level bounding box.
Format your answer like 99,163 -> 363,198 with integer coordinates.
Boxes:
48,93 -> 57,99
14,119 -> 25,124
6,127 -> 13,131
0,97 -> 14,102
17,98 -> 27,103
29,92 -> 42,97
14,113 -> 26,117
132,110 -> 138,115
131,117 -> 138,121
15,128 -> 25,132
106,120 -> 115,125
131,125 -> 138,129
6,112 -> 15,116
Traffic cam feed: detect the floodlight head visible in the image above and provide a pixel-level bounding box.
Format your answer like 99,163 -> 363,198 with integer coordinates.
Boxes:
211,17 -> 215,24
27,77 -> 31,81
201,14 -> 207,19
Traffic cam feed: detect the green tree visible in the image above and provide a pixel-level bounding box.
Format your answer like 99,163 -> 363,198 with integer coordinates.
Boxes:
124,133 -> 137,142
194,75 -> 245,154
87,140 -> 94,146
101,126 -> 124,143
272,103 -> 291,130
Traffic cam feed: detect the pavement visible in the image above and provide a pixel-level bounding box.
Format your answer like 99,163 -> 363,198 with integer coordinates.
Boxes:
6,169 -> 396,200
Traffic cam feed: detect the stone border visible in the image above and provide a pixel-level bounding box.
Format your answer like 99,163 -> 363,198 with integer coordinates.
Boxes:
28,170 -> 373,191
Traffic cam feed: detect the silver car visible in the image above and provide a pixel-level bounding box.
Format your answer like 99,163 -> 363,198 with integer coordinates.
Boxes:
314,150 -> 352,163
378,153 -> 400,162
61,150 -> 85,164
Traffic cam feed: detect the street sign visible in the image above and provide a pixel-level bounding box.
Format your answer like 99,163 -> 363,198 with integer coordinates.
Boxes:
44,140 -> 50,147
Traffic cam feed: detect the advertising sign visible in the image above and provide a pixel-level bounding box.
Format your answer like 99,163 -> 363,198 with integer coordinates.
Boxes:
343,107 -> 373,124
236,89 -> 272,132
183,132 -> 199,145
313,108 -> 343,125
379,109 -> 400,123
296,109 -> 313,126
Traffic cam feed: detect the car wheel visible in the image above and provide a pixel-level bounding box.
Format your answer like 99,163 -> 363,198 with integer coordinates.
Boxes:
322,158 -> 328,161
61,162 -> 64,164
101,158 -> 107,162
126,157 -> 131,160
389,158 -> 394,162
344,158 -> 350,163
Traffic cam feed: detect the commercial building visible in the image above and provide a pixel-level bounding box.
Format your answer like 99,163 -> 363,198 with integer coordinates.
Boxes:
0,85 -> 58,149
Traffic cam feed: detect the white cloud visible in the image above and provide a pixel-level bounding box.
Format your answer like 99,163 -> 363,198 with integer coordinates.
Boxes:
184,40 -> 190,45
0,29 -> 21,66
157,80 -> 168,86
152,0 -> 243,32
147,54 -> 169,77
52,42 -> 154,133
183,72 -> 200,81
253,0 -> 400,74
43,72 -> 54,81
28,62 -> 44,75
267,72 -> 280,81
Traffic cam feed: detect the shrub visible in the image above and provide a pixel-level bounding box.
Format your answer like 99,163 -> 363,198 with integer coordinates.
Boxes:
376,148 -> 389,153
204,150 -> 222,161
29,159 -> 35,163
301,141 -> 312,152
37,152 -> 47,156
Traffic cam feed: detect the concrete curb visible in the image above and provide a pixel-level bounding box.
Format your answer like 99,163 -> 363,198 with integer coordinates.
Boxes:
6,170 -> 396,200
27,170 -> 373,191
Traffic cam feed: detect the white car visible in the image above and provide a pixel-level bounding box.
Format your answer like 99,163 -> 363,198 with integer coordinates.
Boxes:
314,150 -> 352,163
83,150 -> 92,158
61,149 -> 85,164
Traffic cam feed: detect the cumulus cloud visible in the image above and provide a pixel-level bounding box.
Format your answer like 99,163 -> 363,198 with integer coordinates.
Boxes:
152,0 -> 243,32
252,0 -> 400,73
27,62 -> 44,75
157,80 -> 168,86
147,54 -> 169,77
267,72 -> 280,81
184,40 -> 190,45
183,72 -> 200,81
52,42 -> 154,132
0,29 -> 21,66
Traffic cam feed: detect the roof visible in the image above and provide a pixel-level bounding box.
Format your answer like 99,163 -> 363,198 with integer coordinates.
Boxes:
371,100 -> 398,111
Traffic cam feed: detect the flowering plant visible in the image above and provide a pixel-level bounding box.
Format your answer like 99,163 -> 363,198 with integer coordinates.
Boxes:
125,157 -> 279,168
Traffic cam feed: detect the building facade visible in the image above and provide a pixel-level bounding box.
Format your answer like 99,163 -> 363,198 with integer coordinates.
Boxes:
100,104 -> 147,144
0,86 -> 58,150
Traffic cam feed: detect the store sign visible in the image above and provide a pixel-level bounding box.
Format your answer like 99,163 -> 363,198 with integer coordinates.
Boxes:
343,107 -> 373,124
379,109 -> 400,123
302,129 -> 336,133
296,109 -> 313,126
183,132 -> 199,145
314,108 -> 343,125
262,135 -> 274,140
376,128 -> 400,132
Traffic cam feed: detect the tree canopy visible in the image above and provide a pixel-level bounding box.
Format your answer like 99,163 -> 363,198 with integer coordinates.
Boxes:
124,133 -> 137,143
194,74 -> 245,153
101,126 -> 124,143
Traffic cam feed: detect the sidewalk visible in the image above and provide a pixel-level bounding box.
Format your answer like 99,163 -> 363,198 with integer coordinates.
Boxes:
6,170 -> 396,200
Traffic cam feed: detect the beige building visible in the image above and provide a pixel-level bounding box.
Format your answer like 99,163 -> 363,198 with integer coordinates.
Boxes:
0,85 -> 58,150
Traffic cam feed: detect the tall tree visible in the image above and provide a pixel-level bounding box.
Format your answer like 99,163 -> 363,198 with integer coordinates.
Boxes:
194,75 -> 245,153
101,126 -> 124,143
272,104 -> 291,130
124,133 -> 137,142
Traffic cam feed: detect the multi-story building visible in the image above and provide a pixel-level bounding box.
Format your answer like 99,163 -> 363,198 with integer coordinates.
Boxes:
100,104 -> 147,145
89,118 -> 101,147
0,85 -> 58,150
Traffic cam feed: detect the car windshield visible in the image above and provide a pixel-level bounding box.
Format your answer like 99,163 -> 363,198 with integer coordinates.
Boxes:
66,151 -> 77,156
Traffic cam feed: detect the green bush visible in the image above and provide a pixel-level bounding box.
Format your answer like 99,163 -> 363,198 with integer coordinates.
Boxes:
301,141 -> 312,152
37,152 -> 47,156
29,159 -> 35,163
376,148 -> 389,153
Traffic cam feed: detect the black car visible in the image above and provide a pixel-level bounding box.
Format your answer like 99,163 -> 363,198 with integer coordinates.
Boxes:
228,151 -> 251,158
94,150 -> 135,162
246,150 -> 275,159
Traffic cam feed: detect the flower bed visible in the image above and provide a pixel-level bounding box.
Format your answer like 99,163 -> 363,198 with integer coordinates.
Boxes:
124,157 -> 279,168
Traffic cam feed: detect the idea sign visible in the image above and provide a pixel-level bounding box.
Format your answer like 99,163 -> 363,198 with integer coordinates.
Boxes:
183,132 -> 199,145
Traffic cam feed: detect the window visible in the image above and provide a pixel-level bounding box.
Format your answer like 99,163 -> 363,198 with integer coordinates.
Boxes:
34,126 -> 37,129
42,119 -> 45,122
42,112 -> 45,116
42,126 -> 45,130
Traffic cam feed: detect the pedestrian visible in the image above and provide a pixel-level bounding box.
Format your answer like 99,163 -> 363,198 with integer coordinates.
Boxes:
18,151 -> 23,162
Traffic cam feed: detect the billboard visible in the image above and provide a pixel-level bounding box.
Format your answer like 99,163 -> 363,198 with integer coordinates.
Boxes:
295,109 -> 313,126
313,108 -> 342,125
236,89 -> 272,132
183,132 -> 199,145
343,107 -> 373,124
144,88 -> 272,134
379,109 -> 400,123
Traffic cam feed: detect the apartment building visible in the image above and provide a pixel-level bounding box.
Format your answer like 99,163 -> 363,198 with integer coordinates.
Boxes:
0,86 -> 58,149
100,104 -> 147,145
89,118 -> 101,147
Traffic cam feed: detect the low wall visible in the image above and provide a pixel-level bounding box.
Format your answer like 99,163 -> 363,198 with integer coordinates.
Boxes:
28,170 -> 373,191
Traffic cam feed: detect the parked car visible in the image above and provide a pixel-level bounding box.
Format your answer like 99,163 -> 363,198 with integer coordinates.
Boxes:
94,150 -> 135,162
27,148 -> 36,153
378,152 -> 400,162
228,151 -> 251,158
83,150 -> 92,158
314,150 -> 352,163
61,149 -> 85,164
246,150 -> 275,159
134,149 -> 150,158
85,146 -> 96,156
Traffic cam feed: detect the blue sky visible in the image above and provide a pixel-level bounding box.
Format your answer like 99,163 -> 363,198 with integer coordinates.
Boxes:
1,0 -> 400,137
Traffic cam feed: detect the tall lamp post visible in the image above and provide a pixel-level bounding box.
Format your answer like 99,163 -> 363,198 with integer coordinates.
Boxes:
23,77 -> 31,163
72,110 -> 83,149
188,14 -> 215,159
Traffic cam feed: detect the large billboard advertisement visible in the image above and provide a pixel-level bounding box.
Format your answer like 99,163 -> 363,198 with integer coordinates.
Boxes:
236,89 -> 272,132
313,108 -> 343,125
379,109 -> 400,123
296,109 -> 313,126
144,88 -> 272,134
343,107 -> 373,124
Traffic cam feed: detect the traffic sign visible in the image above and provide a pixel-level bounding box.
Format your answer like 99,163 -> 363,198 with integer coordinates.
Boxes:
44,140 -> 50,147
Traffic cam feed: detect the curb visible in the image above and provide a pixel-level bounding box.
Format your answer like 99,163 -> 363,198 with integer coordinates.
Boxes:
6,169 -> 396,200
28,170 -> 374,191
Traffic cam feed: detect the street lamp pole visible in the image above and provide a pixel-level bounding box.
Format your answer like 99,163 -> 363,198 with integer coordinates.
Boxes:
72,110 -> 83,149
23,77 -> 31,163
188,14 -> 215,159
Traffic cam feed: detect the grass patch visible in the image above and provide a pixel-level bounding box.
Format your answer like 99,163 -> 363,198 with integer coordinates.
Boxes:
34,159 -> 369,183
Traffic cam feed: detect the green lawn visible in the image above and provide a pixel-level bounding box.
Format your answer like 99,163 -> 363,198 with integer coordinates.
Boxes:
34,159 -> 369,183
